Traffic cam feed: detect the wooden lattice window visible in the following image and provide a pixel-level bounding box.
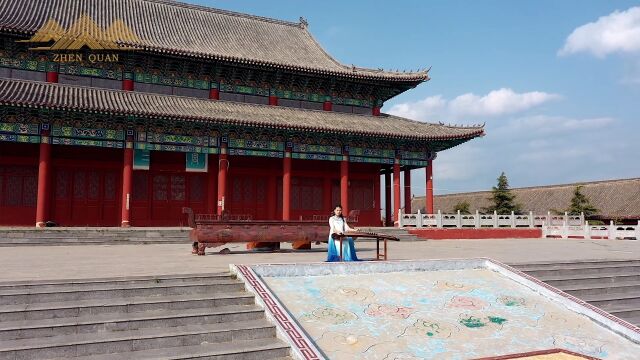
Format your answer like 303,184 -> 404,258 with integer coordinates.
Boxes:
104,172 -> 117,201
189,175 -> 205,202
153,175 -> 168,201
170,175 -> 185,201
132,172 -> 148,201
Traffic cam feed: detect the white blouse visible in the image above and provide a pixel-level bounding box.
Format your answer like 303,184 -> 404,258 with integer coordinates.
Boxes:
329,216 -> 353,237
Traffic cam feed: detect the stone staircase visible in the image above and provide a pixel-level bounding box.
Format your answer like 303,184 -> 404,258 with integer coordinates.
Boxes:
360,227 -> 420,241
0,273 -> 291,359
0,228 -> 190,246
511,259 -> 640,327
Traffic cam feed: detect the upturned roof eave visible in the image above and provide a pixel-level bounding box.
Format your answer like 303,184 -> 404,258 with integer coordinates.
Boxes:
0,25 -> 429,84
1,100 -> 482,143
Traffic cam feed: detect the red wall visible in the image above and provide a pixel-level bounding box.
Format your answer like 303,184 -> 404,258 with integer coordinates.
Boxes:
0,143 -> 383,227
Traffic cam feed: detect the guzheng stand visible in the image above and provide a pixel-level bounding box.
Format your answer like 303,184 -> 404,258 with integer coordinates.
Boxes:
332,231 -> 400,261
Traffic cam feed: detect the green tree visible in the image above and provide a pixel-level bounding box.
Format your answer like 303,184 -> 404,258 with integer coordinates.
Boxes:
453,201 -> 471,214
566,185 -> 598,216
485,172 -> 522,214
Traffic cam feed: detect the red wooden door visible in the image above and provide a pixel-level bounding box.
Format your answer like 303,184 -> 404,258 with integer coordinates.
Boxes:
229,175 -> 267,219
147,172 -> 206,226
0,165 -> 38,225
52,168 -> 119,226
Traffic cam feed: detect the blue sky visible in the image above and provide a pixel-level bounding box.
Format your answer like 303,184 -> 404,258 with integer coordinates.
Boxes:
192,0 -> 640,196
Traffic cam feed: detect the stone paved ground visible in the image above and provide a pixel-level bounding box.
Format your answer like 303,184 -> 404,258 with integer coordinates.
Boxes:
0,238 -> 638,282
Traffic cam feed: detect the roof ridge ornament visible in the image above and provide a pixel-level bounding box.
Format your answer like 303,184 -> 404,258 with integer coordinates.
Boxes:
299,17 -> 308,28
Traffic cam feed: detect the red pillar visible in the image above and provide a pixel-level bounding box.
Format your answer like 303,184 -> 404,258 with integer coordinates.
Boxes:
372,106 -> 381,116
35,68 -> 59,227
384,172 -> 391,226
393,160 -> 401,224
35,130 -> 51,227
206,153 -> 217,213
122,72 -> 134,91
217,144 -> 228,216
404,169 -> 411,214
340,153 -> 349,214
282,150 -> 292,220
426,160 -> 434,214
120,139 -> 133,227
46,71 -> 58,83
269,89 -> 278,106
209,83 -> 220,100
323,101 -> 332,111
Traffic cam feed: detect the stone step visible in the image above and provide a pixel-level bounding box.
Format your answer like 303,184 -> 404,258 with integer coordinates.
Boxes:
0,229 -> 189,236
512,259 -> 640,271
0,319 -> 276,359
0,291 -> 254,322
519,264 -> 640,278
0,279 -> 245,306
44,337 -> 290,360
533,273 -> 640,288
0,304 -> 264,341
606,306 -> 640,327
560,281 -> 640,298
581,293 -> 640,309
0,273 -> 232,292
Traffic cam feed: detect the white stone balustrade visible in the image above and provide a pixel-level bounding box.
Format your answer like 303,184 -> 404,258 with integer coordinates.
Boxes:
397,210 -> 638,240
398,210 -> 584,229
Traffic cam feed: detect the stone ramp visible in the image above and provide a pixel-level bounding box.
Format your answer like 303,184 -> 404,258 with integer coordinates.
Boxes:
0,228 -> 190,246
0,272 -> 290,359
511,259 -> 640,327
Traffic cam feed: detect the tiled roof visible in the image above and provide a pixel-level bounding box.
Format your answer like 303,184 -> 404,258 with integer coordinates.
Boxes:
412,178 -> 640,219
0,0 -> 429,82
0,78 -> 484,144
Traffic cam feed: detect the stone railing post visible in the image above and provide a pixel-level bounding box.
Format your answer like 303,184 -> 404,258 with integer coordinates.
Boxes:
417,209 -> 423,228
542,221 -> 547,238
562,218 -> 568,238
580,212 -> 584,223
436,209 -> 442,228
510,211 -> 516,228
564,212 -> 568,224
398,208 -> 404,227
547,211 -> 551,225
529,211 -> 534,228
493,211 -> 498,228
636,220 -> 640,241
475,210 -> 480,228
456,210 -> 462,228
584,220 -> 590,239
608,220 -> 615,240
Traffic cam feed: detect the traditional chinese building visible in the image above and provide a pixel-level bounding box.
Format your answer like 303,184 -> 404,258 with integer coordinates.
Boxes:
0,0 -> 483,228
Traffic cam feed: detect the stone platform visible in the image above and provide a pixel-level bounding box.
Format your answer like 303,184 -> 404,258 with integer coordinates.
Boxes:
235,259 -> 640,359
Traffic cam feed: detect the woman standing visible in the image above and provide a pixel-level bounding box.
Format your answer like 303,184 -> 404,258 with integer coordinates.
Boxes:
327,205 -> 359,262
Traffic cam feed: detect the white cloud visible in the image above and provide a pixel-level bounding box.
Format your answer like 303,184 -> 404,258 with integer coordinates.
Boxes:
559,6 -> 640,57
495,115 -> 615,137
387,88 -> 560,122
448,89 -> 561,117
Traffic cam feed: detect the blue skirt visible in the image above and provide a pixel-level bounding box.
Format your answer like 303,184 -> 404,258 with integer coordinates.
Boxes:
327,235 -> 359,262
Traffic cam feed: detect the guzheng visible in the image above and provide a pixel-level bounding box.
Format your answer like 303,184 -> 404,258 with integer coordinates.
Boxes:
331,231 -> 399,261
